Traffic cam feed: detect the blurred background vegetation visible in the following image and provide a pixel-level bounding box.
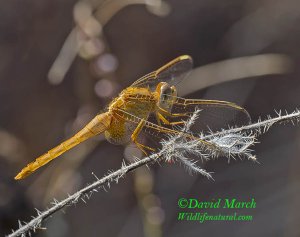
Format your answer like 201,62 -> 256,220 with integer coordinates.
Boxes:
1,0 -> 300,236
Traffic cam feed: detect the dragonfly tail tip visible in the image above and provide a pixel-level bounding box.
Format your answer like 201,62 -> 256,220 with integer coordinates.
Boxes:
14,173 -> 22,180
14,169 -> 31,180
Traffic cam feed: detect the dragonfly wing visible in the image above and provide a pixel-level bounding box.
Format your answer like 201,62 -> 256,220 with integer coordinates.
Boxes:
113,108 -> 172,142
162,96 -> 251,133
131,55 -> 193,89
113,108 -> 218,152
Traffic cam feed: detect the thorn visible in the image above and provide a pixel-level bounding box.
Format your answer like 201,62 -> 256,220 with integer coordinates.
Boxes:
92,172 -> 99,180
36,226 -> 47,230
102,186 -> 108,192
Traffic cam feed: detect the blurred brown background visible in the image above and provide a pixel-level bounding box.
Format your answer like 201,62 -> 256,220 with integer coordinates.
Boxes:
1,0 -> 300,236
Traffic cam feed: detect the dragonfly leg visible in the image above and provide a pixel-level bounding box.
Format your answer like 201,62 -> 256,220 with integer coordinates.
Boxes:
158,107 -> 191,118
156,112 -> 185,126
131,119 -> 155,155
156,114 -> 162,126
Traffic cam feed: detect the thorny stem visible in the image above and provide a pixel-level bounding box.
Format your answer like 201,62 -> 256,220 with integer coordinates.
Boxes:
7,155 -> 158,237
203,109 -> 299,139
7,109 -> 300,237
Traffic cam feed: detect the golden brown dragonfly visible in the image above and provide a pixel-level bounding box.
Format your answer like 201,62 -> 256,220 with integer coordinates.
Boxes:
15,55 -> 250,180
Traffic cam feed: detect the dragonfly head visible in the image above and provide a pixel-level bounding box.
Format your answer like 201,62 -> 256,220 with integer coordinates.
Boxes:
156,82 -> 177,113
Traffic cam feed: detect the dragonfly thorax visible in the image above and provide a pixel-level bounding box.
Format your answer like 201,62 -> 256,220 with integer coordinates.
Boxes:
105,86 -> 157,145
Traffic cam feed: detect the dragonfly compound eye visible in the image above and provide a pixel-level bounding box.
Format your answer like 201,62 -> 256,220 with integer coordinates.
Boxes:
159,83 -> 174,112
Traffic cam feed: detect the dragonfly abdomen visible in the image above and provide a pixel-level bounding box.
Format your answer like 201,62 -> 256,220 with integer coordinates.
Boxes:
15,112 -> 111,180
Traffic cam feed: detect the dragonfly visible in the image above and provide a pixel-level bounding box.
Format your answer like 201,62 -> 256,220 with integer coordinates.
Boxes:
15,55 -> 251,180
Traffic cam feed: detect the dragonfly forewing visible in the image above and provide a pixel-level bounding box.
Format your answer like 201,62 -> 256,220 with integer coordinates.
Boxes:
131,55 -> 193,89
160,95 -> 251,133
